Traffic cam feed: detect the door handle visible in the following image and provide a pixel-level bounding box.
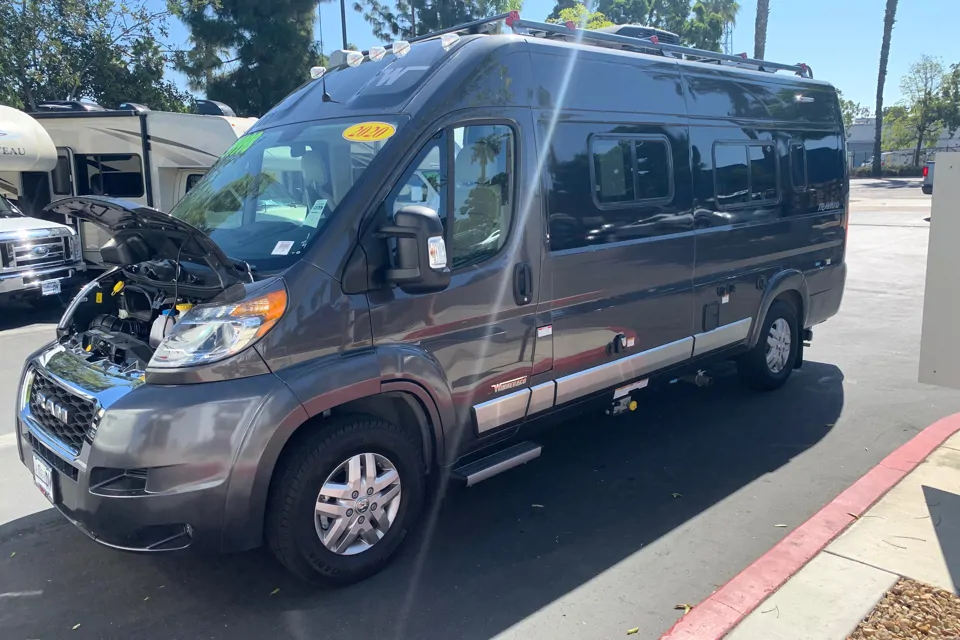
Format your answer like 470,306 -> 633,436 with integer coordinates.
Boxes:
513,263 -> 533,306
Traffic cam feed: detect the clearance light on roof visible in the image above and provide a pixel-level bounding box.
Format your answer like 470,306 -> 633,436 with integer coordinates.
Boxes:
345,51 -> 364,67
310,66 -> 326,79
440,33 -> 460,50
369,46 -> 387,62
393,40 -> 411,57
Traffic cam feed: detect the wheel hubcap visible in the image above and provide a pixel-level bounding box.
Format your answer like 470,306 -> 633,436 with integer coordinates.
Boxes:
315,453 -> 402,556
766,318 -> 792,374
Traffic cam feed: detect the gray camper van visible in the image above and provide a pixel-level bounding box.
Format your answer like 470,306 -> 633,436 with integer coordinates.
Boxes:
14,14 -> 848,585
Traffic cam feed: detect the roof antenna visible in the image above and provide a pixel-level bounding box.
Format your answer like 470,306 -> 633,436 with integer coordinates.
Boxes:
317,6 -> 336,103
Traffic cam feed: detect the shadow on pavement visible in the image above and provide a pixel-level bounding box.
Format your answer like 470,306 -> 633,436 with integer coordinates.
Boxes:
0,297 -> 68,332
853,178 -> 923,190
923,485 -> 960,592
0,362 -> 845,640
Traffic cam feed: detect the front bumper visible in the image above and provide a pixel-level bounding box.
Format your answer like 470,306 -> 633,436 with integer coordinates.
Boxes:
0,263 -> 86,297
16,343 -> 294,552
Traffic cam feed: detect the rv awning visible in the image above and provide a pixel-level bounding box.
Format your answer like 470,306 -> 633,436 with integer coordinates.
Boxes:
0,106 -> 57,172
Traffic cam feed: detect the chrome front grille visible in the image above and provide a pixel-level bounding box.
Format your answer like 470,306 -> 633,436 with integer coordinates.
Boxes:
1,236 -> 71,271
28,370 -> 99,455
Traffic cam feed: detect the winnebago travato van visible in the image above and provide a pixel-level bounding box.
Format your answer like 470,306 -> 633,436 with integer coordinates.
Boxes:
15,13 -> 847,585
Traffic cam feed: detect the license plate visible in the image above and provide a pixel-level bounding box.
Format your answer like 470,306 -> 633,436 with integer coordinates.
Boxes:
40,279 -> 61,296
32,454 -> 55,503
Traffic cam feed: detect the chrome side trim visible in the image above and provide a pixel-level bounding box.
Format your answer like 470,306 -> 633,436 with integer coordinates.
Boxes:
692,318 -> 752,357
473,387 -> 531,434
526,381 -> 556,416
555,337 -> 694,405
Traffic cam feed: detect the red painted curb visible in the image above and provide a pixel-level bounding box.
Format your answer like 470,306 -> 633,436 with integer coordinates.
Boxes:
660,411 -> 960,640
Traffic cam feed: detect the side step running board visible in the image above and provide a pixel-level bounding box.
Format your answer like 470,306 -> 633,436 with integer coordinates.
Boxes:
453,441 -> 542,487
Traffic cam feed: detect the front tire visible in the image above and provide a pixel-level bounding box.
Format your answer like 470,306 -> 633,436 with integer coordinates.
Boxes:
737,299 -> 799,391
266,415 -> 425,585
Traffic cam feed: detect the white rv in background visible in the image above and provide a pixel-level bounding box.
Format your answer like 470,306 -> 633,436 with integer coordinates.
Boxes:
0,106 -> 85,304
0,100 -> 256,264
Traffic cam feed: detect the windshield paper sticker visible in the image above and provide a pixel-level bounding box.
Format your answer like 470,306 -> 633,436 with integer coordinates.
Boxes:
342,122 -> 395,143
271,241 -> 294,255
222,131 -> 263,158
304,199 -> 327,227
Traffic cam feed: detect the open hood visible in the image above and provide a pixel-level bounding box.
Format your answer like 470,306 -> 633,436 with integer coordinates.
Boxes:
0,106 -> 57,172
46,196 -> 246,293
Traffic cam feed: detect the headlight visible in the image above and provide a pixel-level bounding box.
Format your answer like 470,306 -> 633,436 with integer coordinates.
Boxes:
19,369 -> 35,412
148,284 -> 287,369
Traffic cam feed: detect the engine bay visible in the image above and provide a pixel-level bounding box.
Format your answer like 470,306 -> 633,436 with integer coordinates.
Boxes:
60,272 -> 209,373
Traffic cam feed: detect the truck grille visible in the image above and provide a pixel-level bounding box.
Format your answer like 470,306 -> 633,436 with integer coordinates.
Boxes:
28,370 -> 98,455
1,236 -> 73,271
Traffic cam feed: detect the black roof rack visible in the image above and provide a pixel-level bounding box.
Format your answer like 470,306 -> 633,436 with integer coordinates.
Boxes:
376,11 -> 813,80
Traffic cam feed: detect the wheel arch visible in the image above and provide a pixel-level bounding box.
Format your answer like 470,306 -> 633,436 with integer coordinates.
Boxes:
747,269 -> 809,349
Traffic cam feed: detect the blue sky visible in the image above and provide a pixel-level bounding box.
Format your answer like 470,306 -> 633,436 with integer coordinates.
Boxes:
162,0 -> 957,109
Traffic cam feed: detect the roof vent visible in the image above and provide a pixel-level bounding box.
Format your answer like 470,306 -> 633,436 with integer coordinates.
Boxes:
593,24 -> 681,46
118,102 -> 151,113
195,100 -> 237,117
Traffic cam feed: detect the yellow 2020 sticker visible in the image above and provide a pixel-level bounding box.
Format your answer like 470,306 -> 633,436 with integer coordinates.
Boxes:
342,122 -> 396,142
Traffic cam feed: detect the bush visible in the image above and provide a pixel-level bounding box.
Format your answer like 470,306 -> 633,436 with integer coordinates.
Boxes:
851,165 -> 925,178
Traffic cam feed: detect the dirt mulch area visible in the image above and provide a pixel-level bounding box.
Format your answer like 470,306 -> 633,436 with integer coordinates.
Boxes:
848,578 -> 960,639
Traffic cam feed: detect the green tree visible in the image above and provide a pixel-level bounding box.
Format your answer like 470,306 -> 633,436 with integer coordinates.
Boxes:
938,62 -> 960,138
546,4 -> 615,29
872,0 -> 898,177
896,55 -> 948,165
577,0 -> 739,52
837,89 -> 872,131
355,0 -> 518,41
0,0 -> 189,112
173,0 -> 321,117
753,0 -> 769,59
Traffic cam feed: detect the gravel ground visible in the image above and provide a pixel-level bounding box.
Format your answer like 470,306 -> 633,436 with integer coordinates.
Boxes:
848,578 -> 960,639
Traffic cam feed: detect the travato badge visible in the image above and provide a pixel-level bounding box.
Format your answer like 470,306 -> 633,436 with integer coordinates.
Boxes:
492,376 -> 528,393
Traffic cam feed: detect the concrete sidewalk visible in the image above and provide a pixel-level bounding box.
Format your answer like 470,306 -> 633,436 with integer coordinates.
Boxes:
725,432 -> 960,640
661,413 -> 960,640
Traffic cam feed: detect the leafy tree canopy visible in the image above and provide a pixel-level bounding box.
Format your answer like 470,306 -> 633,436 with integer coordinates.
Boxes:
0,0 -> 190,112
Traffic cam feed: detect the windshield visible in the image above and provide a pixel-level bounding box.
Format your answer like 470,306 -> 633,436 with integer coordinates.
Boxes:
170,118 -> 399,270
0,196 -> 23,218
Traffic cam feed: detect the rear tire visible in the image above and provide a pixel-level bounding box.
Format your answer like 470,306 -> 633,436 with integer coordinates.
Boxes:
737,299 -> 799,391
266,415 -> 425,585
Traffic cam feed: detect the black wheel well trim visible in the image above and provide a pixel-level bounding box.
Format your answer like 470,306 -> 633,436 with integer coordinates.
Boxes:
747,269 -> 809,348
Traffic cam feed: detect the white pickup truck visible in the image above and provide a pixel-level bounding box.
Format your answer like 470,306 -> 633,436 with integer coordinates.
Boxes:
0,194 -> 84,304
923,160 -> 935,195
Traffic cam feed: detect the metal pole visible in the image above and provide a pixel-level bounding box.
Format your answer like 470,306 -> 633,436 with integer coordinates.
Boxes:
340,0 -> 348,49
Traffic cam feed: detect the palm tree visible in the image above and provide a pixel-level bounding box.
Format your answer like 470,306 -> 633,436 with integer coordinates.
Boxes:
753,0 -> 770,59
872,0 -> 898,178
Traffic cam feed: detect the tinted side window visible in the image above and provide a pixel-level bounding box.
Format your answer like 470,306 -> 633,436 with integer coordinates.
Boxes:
185,173 -> 204,193
592,139 -> 634,204
750,144 -> 778,202
714,144 -> 749,207
52,152 -> 72,195
74,154 -> 144,198
790,143 -> 807,189
547,123 -> 687,251
635,139 -> 672,201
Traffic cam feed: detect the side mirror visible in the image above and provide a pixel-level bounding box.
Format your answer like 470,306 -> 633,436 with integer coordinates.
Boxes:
379,205 -> 451,294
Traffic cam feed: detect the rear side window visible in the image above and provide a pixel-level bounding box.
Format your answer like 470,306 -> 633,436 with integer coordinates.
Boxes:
713,142 -> 780,208
74,154 -> 144,198
590,135 -> 673,206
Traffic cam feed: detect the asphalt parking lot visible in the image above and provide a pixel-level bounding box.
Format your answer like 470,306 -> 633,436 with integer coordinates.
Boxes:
1,178 -> 956,640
